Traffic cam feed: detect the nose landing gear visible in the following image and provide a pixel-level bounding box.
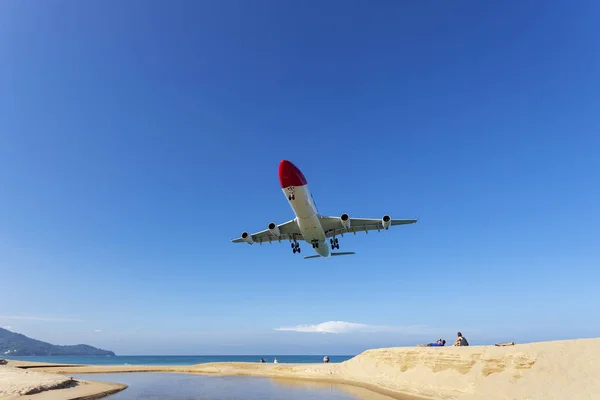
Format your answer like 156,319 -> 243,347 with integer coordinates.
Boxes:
286,186 -> 296,201
311,240 -> 320,249
330,237 -> 339,250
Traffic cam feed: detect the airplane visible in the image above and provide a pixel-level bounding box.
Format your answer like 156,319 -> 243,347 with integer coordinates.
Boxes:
231,160 -> 418,259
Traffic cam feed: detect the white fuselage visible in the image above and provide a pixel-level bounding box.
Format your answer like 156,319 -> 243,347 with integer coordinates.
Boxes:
282,184 -> 330,257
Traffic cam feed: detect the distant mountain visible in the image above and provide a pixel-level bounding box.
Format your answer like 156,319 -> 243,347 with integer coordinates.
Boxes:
0,327 -> 115,356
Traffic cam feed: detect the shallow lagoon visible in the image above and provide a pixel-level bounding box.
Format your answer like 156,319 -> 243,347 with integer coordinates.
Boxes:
73,373 -> 397,400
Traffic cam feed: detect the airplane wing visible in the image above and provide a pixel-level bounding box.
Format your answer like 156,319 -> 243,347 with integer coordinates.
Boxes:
318,215 -> 417,238
231,219 -> 303,244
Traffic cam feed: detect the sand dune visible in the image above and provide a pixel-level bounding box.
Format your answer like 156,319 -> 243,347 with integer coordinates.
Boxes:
4,338 -> 600,399
0,365 -> 126,400
336,338 -> 600,399
0,366 -> 73,398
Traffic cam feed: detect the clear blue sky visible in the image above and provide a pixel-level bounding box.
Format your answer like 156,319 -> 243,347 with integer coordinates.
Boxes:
1,1 -> 599,355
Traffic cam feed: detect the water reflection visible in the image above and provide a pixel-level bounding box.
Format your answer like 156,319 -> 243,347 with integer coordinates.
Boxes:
72,373 -> 397,400
269,378 -> 398,400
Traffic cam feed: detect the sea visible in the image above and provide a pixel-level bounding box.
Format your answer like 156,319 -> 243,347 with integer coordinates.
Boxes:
5,354 -> 354,365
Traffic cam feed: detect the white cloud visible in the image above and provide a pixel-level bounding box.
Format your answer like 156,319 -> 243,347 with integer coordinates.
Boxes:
274,320 -> 437,335
0,315 -> 84,322
93,329 -> 102,333
276,321 -> 368,334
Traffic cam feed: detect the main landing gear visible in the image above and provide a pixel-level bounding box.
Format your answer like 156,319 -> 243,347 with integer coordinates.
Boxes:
291,241 -> 301,254
330,237 -> 339,250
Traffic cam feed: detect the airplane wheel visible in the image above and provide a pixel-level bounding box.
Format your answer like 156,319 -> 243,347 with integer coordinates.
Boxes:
334,238 -> 339,244
329,239 -> 333,244
298,247 -> 301,253
291,242 -> 295,248
293,248 -> 296,253
331,244 -> 335,250
336,244 -> 340,249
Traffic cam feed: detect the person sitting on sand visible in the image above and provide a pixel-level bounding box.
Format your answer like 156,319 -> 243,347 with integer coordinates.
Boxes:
453,332 -> 469,346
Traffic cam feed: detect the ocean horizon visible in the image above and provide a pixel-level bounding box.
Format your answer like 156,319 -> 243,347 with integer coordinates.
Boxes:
5,355 -> 355,365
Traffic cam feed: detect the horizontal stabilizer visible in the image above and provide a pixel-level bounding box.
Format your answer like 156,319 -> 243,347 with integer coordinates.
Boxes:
304,252 -> 356,259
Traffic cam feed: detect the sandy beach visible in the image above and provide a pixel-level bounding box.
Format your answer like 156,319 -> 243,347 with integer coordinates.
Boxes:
2,338 -> 599,400
0,365 -> 126,400
0,366 -> 73,398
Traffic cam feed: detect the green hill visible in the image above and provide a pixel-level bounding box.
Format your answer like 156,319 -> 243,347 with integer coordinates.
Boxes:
0,327 -> 115,356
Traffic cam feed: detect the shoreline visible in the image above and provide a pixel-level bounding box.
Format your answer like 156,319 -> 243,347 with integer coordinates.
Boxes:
5,363 -> 425,400
14,380 -> 128,400
3,337 -> 600,400
0,366 -> 127,400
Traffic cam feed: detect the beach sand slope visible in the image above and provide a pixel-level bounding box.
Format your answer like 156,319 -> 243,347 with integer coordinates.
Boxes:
13,380 -> 127,400
0,366 -> 73,398
0,366 -> 126,400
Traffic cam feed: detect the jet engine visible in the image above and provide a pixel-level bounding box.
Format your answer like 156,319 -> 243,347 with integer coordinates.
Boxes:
268,222 -> 281,236
241,231 -> 254,244
340,213 -> 351,229
382,215 -> 391,230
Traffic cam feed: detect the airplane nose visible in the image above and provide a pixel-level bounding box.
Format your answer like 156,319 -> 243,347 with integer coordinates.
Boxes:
278,160 -> 307,188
